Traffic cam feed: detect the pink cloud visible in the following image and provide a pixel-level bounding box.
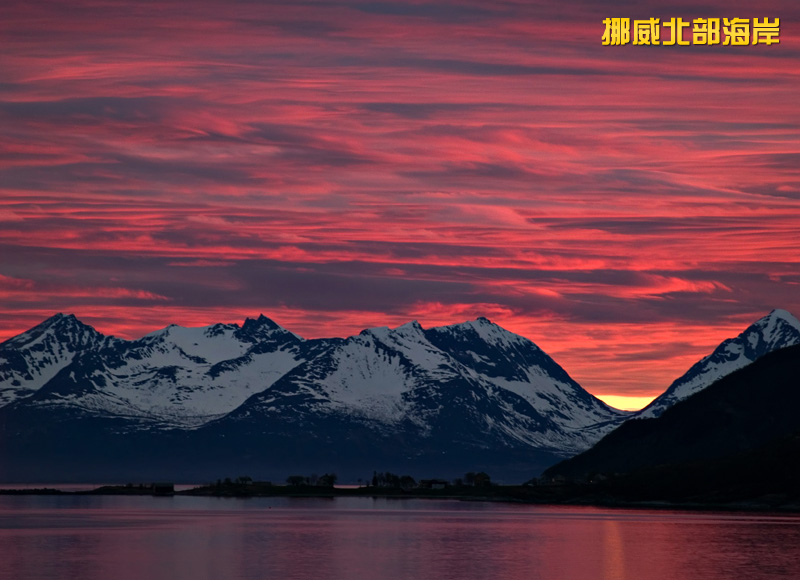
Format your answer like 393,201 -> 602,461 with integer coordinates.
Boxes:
1,0 -> 798,404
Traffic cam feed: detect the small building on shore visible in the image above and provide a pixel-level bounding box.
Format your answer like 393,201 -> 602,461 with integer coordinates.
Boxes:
418,479 -> 448,490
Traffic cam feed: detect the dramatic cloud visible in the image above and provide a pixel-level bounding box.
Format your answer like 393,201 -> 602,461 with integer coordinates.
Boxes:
1,0 -> 799,408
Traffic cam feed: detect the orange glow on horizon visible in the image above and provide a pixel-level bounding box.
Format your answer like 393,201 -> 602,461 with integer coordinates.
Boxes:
595,395 -> 658,412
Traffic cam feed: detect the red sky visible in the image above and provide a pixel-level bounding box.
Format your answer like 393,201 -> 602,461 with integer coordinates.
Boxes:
1,0 -> 799,409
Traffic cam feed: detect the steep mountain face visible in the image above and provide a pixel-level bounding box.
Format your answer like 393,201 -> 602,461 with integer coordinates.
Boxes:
425,319 -> 623,437
636,309 -> 800,419
0,314 -> 116,407
543,343 -> 800,483
0,313 -> 625,481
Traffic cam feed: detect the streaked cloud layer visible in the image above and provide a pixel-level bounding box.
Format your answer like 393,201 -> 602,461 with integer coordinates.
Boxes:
2,0 -> 799,407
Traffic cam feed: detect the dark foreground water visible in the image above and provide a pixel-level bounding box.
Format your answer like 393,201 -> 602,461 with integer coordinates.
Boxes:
1,495 -> 798,579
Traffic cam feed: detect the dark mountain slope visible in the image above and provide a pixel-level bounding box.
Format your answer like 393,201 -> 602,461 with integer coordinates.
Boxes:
545,343 -> 800,480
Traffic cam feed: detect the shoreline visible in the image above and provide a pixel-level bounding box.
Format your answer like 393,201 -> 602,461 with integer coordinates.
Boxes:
2,483 -> 799,514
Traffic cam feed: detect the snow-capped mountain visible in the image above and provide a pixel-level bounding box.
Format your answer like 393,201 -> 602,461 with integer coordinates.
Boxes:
636,309 -> 800,419
218,317 -> 626,456
0,313 -> 626,481
0,314 -> 624,442
11,314 -> 308,427
0,314 -> 117,407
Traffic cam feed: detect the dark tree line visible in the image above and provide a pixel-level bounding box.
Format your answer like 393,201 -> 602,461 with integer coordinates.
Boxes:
368,471 -> 492,489
370,471 -> 417,489
286,473 -> 338,487
463,471 -> 492,487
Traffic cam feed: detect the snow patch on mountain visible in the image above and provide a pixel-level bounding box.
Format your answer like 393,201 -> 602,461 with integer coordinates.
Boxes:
139,323 -> 250,365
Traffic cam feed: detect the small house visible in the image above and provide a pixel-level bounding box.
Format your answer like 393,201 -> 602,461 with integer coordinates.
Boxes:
419,479 -> 449,490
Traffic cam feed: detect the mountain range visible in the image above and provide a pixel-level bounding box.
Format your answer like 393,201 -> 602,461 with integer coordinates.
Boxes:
1,309 -> 798,482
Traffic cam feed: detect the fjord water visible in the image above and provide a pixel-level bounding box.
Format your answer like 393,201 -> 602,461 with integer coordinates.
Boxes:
1,496 -> 798,580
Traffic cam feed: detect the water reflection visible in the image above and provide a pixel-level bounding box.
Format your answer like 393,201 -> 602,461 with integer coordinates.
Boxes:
0,496 -> 798,579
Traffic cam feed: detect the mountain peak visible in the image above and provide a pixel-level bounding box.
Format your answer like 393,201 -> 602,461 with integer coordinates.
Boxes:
358,321 -> 425,341
23,313 -> 98,339
637,308 -> 800,419
452,316 -> 494,327
0,313 -> 106,403
430,317 -> 523,348
435,316 -> 495,331
241,314 -> 283,332
760,309 -> 800,330
467,316 -> 500,331
237,314 -> 302,343
395,320 -> 424,333
41,312 -> 79,325
743,309 -> 800,348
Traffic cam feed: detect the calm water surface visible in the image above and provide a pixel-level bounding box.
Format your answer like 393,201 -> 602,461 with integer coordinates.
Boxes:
0,495 -> 798,579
